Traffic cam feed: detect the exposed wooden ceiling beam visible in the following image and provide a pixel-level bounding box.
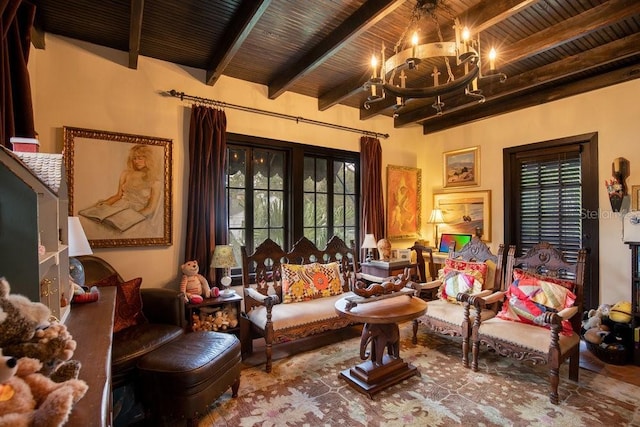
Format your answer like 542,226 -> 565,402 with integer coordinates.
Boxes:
500,0 -> 640,65
268,0 -> 405,100
318,71 -> 369,111
394,10 -> 640,128
418,62 -> 640,135
206,0 -> 272,86
128,0 -> 144,69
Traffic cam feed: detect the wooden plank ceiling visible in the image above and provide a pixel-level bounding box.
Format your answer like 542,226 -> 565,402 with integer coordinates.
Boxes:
32,0 -> 640,134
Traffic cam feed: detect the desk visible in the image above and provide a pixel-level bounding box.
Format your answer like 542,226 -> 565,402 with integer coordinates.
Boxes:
334,295 -> 427,397
66,286 -> 116,427
360,261 -> 415,283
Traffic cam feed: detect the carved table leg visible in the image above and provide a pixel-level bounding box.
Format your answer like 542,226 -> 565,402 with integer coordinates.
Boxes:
339,322 -> 420,398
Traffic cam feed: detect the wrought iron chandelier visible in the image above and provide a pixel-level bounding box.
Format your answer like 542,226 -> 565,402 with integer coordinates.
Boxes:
364,0 -> 506,115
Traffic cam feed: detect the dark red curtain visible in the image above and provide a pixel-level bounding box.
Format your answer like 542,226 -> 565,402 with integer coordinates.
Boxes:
1,0 -> 36,148
185,105 -> 227,282
360,136 -> 384,256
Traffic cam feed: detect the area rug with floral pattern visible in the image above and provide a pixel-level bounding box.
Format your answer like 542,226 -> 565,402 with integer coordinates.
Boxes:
198,322 -> 639,426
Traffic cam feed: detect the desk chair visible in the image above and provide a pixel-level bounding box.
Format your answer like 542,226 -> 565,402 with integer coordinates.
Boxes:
409,243 -> 438,300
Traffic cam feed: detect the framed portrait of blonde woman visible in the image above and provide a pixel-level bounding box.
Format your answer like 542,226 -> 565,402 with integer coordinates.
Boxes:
64,127 -> 172,248
386,165 -> 421,240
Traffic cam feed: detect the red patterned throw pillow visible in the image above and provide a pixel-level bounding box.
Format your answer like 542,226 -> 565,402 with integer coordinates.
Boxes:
497,270 -> 576,335
93,274 -> 145,333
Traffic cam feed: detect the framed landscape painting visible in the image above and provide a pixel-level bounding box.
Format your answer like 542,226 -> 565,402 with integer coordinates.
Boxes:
443,146 -> 479,188
433,190 -> 491,242
64,127 -> 173,248
387,165 -> 421,240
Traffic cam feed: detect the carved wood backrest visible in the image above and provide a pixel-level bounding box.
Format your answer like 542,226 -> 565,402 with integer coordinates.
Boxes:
504,242 -> 587,333
449,236 -> 505,291
241,236 -> 357,312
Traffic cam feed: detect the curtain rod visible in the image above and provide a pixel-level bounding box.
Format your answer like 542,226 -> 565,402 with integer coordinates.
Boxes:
163,89 -> 389,139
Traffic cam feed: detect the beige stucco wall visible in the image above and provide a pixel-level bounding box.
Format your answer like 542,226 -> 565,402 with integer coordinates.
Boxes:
420,79 -> 640,305
28,34 -> 639,306
28,34 -> 422,289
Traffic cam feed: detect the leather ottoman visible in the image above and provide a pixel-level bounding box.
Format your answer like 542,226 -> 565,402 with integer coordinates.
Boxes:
137,331 -> 241,425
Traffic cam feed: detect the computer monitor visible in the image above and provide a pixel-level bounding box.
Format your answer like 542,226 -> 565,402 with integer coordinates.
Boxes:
438,233 -> 472,253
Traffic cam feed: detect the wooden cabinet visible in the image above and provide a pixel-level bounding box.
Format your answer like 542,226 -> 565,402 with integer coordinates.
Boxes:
0,147 -> 70,322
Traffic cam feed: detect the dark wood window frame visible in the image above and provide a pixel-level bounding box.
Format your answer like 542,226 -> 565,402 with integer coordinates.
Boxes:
503,132 -> 599,309
226,132 -> 360,254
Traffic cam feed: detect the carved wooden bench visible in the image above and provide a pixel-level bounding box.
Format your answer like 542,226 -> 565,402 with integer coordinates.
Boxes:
241,236 -> 358,372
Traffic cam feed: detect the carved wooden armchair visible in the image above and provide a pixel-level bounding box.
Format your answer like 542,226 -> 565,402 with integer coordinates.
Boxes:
462,242 -> 587,404
411,236 -> 504,367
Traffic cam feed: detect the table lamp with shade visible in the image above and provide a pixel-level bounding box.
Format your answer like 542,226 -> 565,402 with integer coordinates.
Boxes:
68,216 -> 93,286
361,234 -> 377,262
211,245 -> 237,297
427,209 -> 446,249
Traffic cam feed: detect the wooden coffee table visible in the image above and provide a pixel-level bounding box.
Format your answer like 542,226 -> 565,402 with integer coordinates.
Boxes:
335,293 -> 427,398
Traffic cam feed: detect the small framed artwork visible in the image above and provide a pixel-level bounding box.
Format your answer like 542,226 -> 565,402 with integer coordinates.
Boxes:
386,165 -> 422,240
390,249 -> 399,260
433,190 -> 491,242
64,127 -> 173,248
397,249 -> 412,261
443,146 -> 479,188
632,185 -> 640,211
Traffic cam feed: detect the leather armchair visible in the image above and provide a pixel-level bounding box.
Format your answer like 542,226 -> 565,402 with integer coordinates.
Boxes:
79,255 -> 185,388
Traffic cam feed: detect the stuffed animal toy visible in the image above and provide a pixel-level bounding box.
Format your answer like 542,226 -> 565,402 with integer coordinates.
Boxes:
222,304 -> 238,329
179,261 -> 212,304
211,311 -> 229,331
0,349 -> 87,427
0,278 -> 81,383
609,300 -> 632,324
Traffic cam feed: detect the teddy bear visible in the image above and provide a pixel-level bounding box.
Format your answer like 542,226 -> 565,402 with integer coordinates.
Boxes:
179,260 -> 213,304
211,311 -> 229,331
222,304 -> 239,329
0,278 -> 81,382
0,349 -> 88,427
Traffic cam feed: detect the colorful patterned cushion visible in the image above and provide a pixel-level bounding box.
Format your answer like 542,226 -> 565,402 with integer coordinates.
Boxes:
93,275 -> 146,333
281,262 -> 343,303
512,268 -> 575,290
497,272 -> 576,335
438,269 -> 483,303
438,259 -> 487,303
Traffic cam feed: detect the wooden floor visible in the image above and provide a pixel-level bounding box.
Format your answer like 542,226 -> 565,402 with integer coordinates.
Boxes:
579,340 -> 640,387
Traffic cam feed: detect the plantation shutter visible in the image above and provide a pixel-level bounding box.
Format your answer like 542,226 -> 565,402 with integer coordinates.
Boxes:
516,146 -> 582,264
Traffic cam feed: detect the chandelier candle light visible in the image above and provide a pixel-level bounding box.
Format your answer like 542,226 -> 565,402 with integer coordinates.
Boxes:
365,0 -> 506,115
361,234 -> 378,263
211,245 -> 237,297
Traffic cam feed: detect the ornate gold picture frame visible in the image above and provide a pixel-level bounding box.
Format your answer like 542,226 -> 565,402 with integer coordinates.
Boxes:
64,127 -> 172,248
386,165 -> 421,240
443,146 -> 479,188
433,190 -> 491,242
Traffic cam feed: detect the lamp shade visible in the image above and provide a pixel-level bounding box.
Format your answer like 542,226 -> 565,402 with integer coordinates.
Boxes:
68,217 -> 93,257
210,245 -> 237,269
361,234 -> 377,249
427,209 -> 445,224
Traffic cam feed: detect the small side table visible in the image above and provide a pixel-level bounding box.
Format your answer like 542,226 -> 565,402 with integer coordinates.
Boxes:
335,295 -> 427,398
185,293 -> 243,332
